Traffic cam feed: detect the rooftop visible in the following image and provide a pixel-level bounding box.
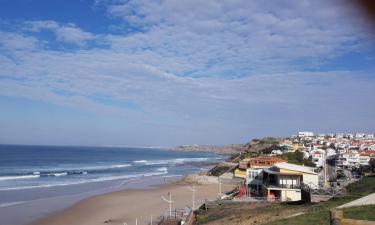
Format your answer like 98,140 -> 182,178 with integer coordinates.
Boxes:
272,162 -> 317,175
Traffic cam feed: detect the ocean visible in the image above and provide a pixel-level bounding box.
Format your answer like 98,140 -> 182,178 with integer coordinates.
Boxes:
0,145 -> 222,225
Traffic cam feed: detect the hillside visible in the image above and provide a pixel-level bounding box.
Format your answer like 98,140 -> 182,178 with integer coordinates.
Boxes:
173,144 -> 246,154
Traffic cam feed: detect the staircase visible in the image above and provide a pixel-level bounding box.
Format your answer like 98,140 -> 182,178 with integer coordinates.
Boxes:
301,182 -> 346,203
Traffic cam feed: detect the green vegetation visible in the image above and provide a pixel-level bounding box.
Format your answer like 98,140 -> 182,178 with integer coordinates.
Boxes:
244,137 -> 282,153
260,144 -> 280,154
239,151 -> 260,160
336,169 -> 345,179
343,205 -> 375,221
278,150 -> 315,167
195,210 -> 209,223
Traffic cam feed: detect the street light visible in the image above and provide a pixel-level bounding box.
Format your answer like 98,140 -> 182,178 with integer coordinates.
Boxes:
161,192 -> 173,218
218,177 -> 222,196
187,185 -> 196,210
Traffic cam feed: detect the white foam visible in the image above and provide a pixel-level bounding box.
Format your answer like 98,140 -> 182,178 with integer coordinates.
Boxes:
54,172 -> 67,176
111,164 -> 131,168
0,167 -> 168,191
0,175 -> 40,181
0,201 -> 26,208
156,167 -> 168,173
134,157 -> 210,165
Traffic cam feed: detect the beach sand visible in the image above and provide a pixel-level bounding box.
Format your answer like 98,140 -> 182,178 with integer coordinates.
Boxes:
30,181 -> 234,225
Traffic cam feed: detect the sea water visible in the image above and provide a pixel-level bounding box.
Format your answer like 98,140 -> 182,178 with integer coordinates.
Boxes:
0,145 -> 222,225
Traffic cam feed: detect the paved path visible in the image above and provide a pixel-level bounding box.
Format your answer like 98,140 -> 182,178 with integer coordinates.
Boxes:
337,192 -> 375,209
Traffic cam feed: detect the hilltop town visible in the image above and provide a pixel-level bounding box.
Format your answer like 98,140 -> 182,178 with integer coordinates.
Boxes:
167,131 -> 375,225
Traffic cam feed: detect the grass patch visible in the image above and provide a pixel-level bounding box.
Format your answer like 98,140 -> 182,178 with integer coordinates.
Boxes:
343,205 -> 375,221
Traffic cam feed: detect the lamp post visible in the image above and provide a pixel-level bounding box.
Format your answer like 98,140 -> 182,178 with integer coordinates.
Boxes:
219,177 -> 222,196
161,192 -> 173,218
187,185 -> 196,210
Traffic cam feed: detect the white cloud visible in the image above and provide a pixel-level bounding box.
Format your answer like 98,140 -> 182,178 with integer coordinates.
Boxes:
25,20 -> 95,45
94,0 -> 374,77
0,32 -> 38,50
1,0 -> 375,145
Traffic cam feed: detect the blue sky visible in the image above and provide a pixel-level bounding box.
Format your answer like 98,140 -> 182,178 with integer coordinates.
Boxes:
0,0 -> 375,147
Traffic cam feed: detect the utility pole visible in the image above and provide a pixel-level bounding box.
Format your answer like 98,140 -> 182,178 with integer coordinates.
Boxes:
219,177 -> 222,196
187,185 -> 196,210
324,151 -> 327,186
150,215 -> 153,225
161,192 -> 173,218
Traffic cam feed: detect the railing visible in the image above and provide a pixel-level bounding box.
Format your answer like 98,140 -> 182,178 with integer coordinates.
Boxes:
159,208 -> 192,224
301,182 -> 346,197
263,182 -> 301,189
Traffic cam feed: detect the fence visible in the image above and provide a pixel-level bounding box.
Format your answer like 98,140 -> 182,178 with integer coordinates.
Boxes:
158,208 -> 192,225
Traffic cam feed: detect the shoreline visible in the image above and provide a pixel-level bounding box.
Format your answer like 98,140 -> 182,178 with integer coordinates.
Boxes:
0,175 -> 180,225
28,174 -> 234,225
0,146 -> 228,225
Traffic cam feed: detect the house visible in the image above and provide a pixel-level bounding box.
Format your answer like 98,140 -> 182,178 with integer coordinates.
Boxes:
234,156 -> 285,179
358,150 -> 375,165
311,149 -> 325,167
359,154 -> 371,166
326,148 -> 336,157
249,156 -> 286,169
261,162 -> 318,202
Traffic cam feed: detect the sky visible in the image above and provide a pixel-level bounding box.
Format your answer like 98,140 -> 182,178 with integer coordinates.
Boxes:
0,0 -> 375,147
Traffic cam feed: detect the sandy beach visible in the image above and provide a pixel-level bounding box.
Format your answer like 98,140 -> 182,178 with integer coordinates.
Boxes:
30,181 -> 234,225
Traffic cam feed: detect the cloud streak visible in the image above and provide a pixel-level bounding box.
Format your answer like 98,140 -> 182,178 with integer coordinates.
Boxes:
25,20 -> 95,45
0,0 -> 375,145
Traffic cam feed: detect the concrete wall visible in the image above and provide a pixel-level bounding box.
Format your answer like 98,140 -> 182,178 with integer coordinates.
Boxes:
282,190 -> 301,201
303,173 -> 319,187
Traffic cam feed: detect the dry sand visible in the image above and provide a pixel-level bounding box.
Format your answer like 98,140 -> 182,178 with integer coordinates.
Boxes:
30,182 -> 234,225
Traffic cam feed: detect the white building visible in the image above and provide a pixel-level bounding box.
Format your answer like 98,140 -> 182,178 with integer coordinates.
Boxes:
359,154 -> 371,166
355,133 -> 365,139
311,149 -> 325,167
271,149 -> 283,156
335,133 -> 344,139
337,151 -> 359,167
298,131 -> 314,138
